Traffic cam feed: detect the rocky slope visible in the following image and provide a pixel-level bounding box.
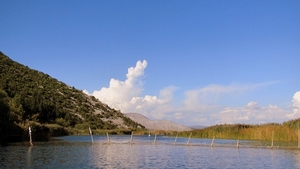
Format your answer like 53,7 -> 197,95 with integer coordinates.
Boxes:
125,113 -> 192,131
0,51 -> 144,131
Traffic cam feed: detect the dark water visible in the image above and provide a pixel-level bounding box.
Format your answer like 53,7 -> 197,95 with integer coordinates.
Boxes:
1,135 -> 300,169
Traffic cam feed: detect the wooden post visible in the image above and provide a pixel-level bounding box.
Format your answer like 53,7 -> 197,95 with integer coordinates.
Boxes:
153,134 -> 157,145
186,133 -> 192,146
237,139 -> 239,149
271,130 -> 274,149
210,136 -> 215,147
89,126 -> 94,144
29,126 -> 33,146
297,122 -> 300,150
174,132 -> 178,145
106,132 -> 110,144
130,131 -> 133,144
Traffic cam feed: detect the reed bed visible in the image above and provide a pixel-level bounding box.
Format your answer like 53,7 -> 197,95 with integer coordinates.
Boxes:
174,119 -> 300,142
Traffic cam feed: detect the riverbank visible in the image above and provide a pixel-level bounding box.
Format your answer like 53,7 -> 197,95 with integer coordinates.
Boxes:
4,119 -> 300,145
2,121 -> 69,144
67,128 -> 148,136
1,121 -> 149,145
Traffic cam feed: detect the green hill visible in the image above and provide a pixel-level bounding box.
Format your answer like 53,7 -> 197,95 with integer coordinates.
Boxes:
0,51 -> 144,144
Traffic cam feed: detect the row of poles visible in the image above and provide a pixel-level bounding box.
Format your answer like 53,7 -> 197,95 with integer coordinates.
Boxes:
27,125 -> 300,149
92,131 -> 159,145
90,130 -> 299,149
182,133 -> 238,148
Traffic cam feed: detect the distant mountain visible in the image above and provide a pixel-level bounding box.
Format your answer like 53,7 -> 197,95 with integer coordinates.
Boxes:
125,113 -> 192,131
0,51 -> 144,144
189,125 -> 206,129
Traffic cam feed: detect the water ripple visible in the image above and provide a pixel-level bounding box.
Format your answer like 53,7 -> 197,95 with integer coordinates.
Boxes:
1,136 -> 300,168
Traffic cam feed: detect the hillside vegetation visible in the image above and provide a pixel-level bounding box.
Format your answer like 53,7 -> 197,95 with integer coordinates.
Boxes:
0,51 -> 144,144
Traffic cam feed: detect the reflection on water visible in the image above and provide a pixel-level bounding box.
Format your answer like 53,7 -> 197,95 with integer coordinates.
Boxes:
1,135 -> 300,168
293,150 -> 300,168
27,146 -> 32,166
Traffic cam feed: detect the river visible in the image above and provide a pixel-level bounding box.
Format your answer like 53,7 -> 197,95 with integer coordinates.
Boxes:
1,135 -> 300,168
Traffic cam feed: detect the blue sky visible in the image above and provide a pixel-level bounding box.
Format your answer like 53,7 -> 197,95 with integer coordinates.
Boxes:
1,0 -> 300,126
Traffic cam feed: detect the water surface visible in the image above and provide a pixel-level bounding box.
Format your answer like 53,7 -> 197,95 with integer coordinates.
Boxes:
1,135 -> 300,168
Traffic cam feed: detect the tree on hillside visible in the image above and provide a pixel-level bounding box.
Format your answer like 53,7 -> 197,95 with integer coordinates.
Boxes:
8,94 -> 24,122
0,89 -> 10,144
0,89 -> 10,122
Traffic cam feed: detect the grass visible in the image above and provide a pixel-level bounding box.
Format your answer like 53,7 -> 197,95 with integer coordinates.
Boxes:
170,119 -> 300,143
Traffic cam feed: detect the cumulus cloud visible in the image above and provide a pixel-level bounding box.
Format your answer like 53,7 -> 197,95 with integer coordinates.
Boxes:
208,91 -> 300,125
90,60 -> 176,119
294,91 -> 300,109
91,60 -> 147,111
212,101 -> 290,124
127,86 -> 179,119
87,60 -> 298,126
287,91 -> 300,118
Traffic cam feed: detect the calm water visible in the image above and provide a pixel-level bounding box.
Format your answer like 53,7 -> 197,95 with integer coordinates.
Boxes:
1,135 -> 300,169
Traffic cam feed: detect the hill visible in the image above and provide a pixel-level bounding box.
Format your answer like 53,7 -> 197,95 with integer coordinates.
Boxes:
125,113 -> 192,131
189,125 -> 206,129
0,51 -> 144,144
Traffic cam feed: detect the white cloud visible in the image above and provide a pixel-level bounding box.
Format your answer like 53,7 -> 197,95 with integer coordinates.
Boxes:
183,83 -> 273,111
83,90 -> 90,95
294,91 -> 300,109
128,86 -> 177,119
92,60 -> 147,111
90,60 -> 176,120
87,60 -> 298,126
174,112 -> 183,119
191,116 -> 208,123
287,91 -> 300,119
212,101 -> 290,124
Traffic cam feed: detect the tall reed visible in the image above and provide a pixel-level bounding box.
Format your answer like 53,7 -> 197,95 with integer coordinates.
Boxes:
176,121 -> 300,142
